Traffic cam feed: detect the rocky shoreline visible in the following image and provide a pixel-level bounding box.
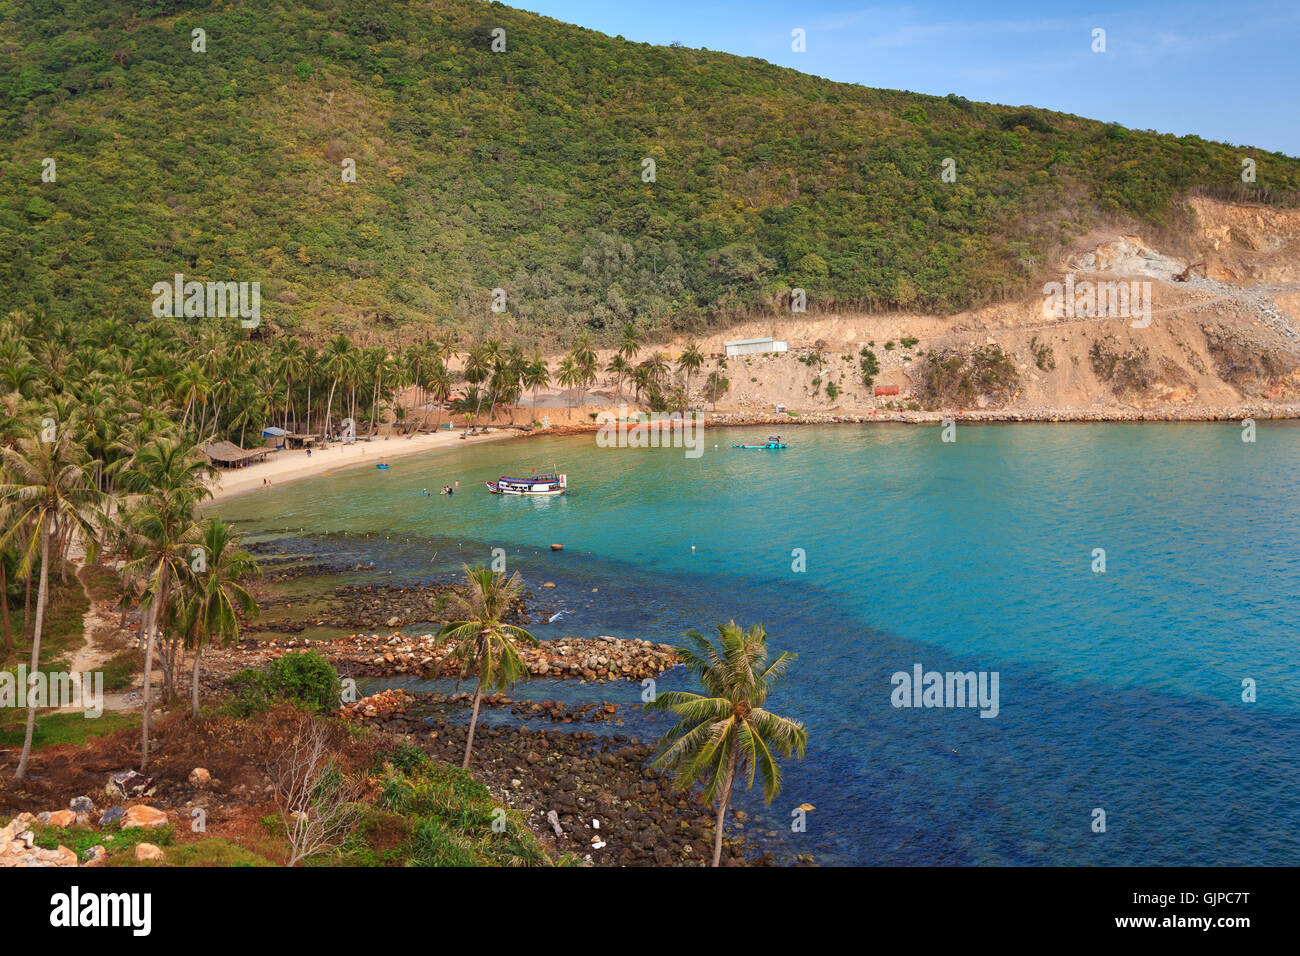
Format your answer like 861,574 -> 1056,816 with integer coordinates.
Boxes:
706,404 -> 1300,426
207,632 -> 678,686
341,689 -> 799,866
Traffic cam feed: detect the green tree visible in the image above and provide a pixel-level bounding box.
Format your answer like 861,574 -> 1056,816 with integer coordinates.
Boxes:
649,621 -> 807,866
0,428 -> 101,779
437,566 -> 538,769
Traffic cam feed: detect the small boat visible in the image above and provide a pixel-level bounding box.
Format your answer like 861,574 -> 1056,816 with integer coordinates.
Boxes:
485,470 -> 567,496
376,463 -> 389,470
732,436 -> 787,449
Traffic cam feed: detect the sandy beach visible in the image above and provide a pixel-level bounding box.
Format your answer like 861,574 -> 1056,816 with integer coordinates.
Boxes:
203,428 -> 518,503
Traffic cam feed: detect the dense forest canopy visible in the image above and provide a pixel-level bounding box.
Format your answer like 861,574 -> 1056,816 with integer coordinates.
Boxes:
3,0 -> 1299,345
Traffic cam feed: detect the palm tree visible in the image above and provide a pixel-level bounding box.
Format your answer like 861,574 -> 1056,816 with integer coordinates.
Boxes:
648,621 -> 807,867
119,439 -> 210,768
273,336 -> 305,432
676,343 -> 704,411
179,516 -> 259,716
320,334 -> 353,446
437,565 -> 538,769
426,359 -> 452,434
606,354 -> 629,397
618,323 -> 641,363
460,345 -> 489,436
570,336 -> 598,410
557,356 -> 580,413
0,429 -> 101,780
522,350 -> 550,423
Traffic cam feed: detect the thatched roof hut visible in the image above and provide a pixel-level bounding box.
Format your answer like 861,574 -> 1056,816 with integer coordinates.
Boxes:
201,441 -> 269,469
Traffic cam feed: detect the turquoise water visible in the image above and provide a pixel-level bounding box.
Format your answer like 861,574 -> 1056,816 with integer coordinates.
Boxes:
214,423 -> 1300,865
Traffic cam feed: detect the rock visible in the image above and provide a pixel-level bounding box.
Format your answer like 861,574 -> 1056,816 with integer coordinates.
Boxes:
546,810 -> 564,837
120,805 -> 168,830
46,810 -> 75,828
98,807 -> 125,827
83,845 -> 108,865
188,768 -> 211,788
0,821 -> 79,867
69,796 -> 95,816
550,544 -> 563,551
106,770 -> 154,801
133,843 -> 164,861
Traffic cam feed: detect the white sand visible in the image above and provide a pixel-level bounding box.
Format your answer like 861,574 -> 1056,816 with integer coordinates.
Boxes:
204,429 -> 517,503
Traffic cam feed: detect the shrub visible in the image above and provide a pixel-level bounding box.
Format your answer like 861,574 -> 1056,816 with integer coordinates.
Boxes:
230,652 -> 342,714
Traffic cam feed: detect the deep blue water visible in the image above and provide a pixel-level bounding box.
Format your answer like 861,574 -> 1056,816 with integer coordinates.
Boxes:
213,423 -> 1300,865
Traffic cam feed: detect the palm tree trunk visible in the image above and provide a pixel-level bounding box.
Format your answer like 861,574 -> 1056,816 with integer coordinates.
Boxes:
462,681 -> 484,770
191,644 -> 202,717
23,566 -> 31,641
322,380 -> 339,447
14,524 -> 50,780
140,572 -> 170,770
0,559 -> 11,652
711,747 -> 739,867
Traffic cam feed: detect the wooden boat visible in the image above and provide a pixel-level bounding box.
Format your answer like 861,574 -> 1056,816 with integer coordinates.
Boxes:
485,470 -> 567,496
732,436 -> 787,449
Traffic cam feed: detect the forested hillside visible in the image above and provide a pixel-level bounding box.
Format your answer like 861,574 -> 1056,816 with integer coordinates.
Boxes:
3,0 -> 1299,343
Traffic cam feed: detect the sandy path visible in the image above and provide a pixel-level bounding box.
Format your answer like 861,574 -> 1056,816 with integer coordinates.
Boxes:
204,429 -> 519,504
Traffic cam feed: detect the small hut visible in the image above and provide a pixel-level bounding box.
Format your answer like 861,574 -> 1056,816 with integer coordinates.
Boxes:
202,441 -> 270,469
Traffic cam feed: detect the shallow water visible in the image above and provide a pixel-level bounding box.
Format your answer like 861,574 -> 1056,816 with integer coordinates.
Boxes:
214,422 -> 1300,865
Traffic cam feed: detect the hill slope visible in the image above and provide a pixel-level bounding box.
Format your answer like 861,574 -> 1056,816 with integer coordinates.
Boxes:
3,0 -> 1299,343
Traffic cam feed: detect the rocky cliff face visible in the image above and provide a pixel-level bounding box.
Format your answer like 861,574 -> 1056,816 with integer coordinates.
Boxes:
672,199 -> 1300,417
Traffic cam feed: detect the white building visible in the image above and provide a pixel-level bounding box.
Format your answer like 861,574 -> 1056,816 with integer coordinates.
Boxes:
724,337 -> 788,358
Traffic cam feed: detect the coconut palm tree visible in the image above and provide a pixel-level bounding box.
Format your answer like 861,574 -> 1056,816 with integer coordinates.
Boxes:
426,359 -> 452,434
676,342 -> 704,411
119,439 -> 210,769
178,516 -> 259,716
618,323 -> 642,363
557,356 -> 580,413
320,334 -> 354,446
437,565 -> 538,769
522,350 -> 550,423
460,345 -> 489,436
0,429 -> 101,780
648,621 -> 807,867
606,354 -> 629,397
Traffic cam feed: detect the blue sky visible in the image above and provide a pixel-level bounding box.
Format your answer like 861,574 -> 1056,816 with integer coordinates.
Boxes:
517,1 -> 1300,157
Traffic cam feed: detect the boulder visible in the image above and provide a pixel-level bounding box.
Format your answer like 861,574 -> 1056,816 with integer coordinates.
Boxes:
106,770 -> 154,801
188,768 -> 211,788
98,807 -> 125,827
83,845 -> 108,865
46,810 -> 75,828
120,805 -> 168,830
133,843 -> 164,861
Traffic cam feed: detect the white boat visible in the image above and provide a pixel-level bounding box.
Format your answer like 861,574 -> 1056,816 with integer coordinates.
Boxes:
485,470 -> 568,496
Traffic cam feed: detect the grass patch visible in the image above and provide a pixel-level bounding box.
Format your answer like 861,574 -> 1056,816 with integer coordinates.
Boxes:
31,821 -> 174,859
0,709 -> 139,750
0,562 -> 89,672
151,839 -> 277,867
